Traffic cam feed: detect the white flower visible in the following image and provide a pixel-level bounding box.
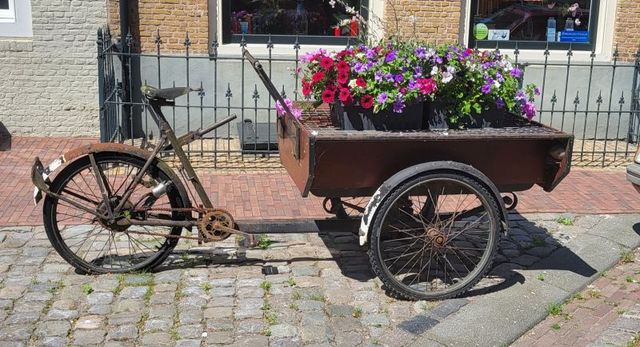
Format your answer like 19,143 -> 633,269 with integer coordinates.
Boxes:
431,66 -> 439,76
494,80 -> 501,89
348,79 -> 358,88
329,0 -> 336,8
442,71 -> 453,83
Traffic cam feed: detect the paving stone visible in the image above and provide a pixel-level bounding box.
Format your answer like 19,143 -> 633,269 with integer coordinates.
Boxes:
143,319 -> 171,332
75,315 -> 105,330
108,312 -> 141,326
91,278 -> 119,292
88,304 -> 111,315
106,324 -> 138,341
40,336 -> 67,347
46,308 -> 79,320
177,325 -> 204,339
511,254 -> 540,267
0,286 -> 26,300
119,287 -> 148,300
237,319 -> 267,334
210,287 -> 235,297
205,319 -> 234,331
298,300 -> 324,312
122,274 -> 152,286
334,331 -> 363,346
300,325 -> 331,343
1,234 -> 32,248
4,312 -> 40,325
205,331 -> 234,345
429,299 -> 469,320
113,299 -> 144,313
398,315 -> 439,334
300,311 -> 327,326
231,335 -> 268,346
237,278 -> 263,287
35,320 -> 70,337
141,332 -> 172,346
236,286 -> 263,298
73,329 -> 106,345
176,339 -> 201,347
524,245 -> 557,258
362,314 -> 390,327
203,307 -> 233,319
208,296 -> 234,307
0,324 -> 33,341
328,304 -> 353,317
86,292 -> 114,306
330,316 -> 363,332
12,300 -> 46,313
23,291 -> 52,302
149,305 -> 175,318
292,266 -> 320,277
179,309 -> 203,325
270,324 -> 298,338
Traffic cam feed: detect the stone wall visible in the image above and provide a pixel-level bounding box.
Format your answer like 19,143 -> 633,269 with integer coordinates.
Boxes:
0,0 -> 105,137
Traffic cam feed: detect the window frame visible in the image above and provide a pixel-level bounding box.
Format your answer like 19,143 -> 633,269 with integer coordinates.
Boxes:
468,0 -> 600,51
219,0 -> 369,45
0,0 -> 15,24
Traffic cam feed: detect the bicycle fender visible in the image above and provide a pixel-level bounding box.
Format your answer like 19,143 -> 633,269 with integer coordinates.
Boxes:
33,143 -> 192,210
358,161 -> 510,246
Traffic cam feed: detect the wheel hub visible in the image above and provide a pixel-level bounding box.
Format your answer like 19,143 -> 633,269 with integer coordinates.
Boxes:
97,196 -> 132,232
426,227 -> 447,247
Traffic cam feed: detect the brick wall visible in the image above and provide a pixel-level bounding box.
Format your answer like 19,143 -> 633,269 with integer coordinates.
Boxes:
108,0 -> 209,54
614,0 -> 640,62
0,0 -> 105,137
383,0 -> 461,44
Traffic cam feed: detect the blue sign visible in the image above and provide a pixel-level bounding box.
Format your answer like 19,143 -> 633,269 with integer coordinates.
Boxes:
559,31 -> 589,43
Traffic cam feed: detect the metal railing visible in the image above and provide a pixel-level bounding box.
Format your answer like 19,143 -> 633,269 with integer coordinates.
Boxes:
98,28 -> 640,168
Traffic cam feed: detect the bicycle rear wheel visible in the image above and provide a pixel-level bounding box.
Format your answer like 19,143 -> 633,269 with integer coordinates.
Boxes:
43,152 -> 186,274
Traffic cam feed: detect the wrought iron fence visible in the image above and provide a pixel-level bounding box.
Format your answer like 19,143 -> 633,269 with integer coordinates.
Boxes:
98,28 -> 640,168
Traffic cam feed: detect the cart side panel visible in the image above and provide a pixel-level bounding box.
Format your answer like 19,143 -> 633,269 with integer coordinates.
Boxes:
277,117 -> 313,197
309,138 -> 558,197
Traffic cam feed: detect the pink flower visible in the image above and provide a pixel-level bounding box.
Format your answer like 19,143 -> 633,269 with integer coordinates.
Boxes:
417,78 -> 438,95
312,71 -> 325,83
356,78 -> 367,88
275,98 -> 302,120
360,95 -> 374,109
320,57 -> 334,70
302,81 -> 312,97
322,89 -> 336,104
336,61 -> 349,72
337,71 -> 349,85
523,101 -> 537,120
338,88 -> 352,103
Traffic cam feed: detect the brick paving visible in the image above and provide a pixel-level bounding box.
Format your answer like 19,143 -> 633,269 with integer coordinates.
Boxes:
0,213 -> 615,346
0,137 -> 638,226
513,248 -> 640,347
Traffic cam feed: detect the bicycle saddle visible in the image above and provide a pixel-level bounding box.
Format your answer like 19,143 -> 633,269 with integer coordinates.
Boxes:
141,85 -> 199,101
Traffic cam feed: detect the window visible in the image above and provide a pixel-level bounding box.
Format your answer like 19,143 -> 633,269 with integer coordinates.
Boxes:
0,0 -> 15,23
221,0 -> 368,45
469,0 -> 599,50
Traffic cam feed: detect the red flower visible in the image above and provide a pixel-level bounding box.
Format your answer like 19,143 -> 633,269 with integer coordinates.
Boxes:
356,78 -> 367,88
312,71 -> 325,83
336,61 -> 349,72
322,89 -> 336,104
337,71 -> 349,85
417,78 -> 438,95
320,57 -> 334,70
338,88 -> 352,103
360,94 -> 374,109
326,83 -> 337,92
302,81 -> 312,97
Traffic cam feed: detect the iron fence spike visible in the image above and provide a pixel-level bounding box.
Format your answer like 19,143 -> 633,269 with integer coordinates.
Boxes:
573,91 -> 580,105
267,34 -> 274,49
596,92 -> 603,104
253,84 -> 260,100
619,93 -> 626,105
225,83 -> 233,99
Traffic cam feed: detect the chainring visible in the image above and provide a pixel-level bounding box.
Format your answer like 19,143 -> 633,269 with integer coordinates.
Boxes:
197,209 -> 235,242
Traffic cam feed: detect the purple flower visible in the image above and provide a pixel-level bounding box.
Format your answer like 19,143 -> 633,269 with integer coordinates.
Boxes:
374,71 -> 383,82
481,83 -> 492,94
354,62 -> 367,74
408,79 -> 418,90
496,72 -> 504,82
385,50 -> 397,63
366,48 -> 377,60
445,52 -> 454,60
385,73 -> 395,82
511,66 -> 522,78
534,87 -> 541,96
515,90 -> 527,101
415,47 -> 427,59
394,74 -> 404,83
434,56 -> 443,64
496,98 -> 505,110
523,101 -> 537,120
482,61 -> 494,69
377,92 -> 388,104
392,97 -> 405,113
414,66 -> 423,77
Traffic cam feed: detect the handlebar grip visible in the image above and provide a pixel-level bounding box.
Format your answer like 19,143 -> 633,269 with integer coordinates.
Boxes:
243,49 -> 260,66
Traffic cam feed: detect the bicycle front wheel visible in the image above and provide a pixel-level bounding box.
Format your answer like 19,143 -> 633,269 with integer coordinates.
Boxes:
43,152 -> 187,274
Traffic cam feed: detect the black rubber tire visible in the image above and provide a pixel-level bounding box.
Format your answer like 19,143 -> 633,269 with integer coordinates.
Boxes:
368,172 -> 501,301
43,153 -> 186,274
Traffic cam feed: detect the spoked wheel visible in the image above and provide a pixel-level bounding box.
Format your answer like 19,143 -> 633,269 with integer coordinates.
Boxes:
43,153 -> 186,274
323,197 -> 370,219
368,172 -> 501,300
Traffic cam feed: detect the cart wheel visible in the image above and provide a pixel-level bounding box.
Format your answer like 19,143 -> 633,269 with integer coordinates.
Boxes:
323,197 -> 369,219
368,172 -> 500,300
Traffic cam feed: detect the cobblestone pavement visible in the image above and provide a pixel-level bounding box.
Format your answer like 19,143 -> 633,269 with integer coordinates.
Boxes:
0,213 -> 633,346
514,247 -> 640,347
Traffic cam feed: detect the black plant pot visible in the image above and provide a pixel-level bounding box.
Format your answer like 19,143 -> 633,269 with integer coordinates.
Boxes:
425,101 -> 510,130
424,101 -> 450,130
333,102 -> 425,131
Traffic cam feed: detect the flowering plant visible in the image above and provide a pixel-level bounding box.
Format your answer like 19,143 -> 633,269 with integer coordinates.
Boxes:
298,41 -> 539,127
300,41 -> 440,114
430,45 -> 539,126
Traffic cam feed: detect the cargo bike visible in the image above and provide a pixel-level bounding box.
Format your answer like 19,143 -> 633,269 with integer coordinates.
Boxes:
31,50 -> 573,300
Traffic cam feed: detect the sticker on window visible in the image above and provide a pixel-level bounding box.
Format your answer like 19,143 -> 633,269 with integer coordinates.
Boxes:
488,29 -> 510,41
